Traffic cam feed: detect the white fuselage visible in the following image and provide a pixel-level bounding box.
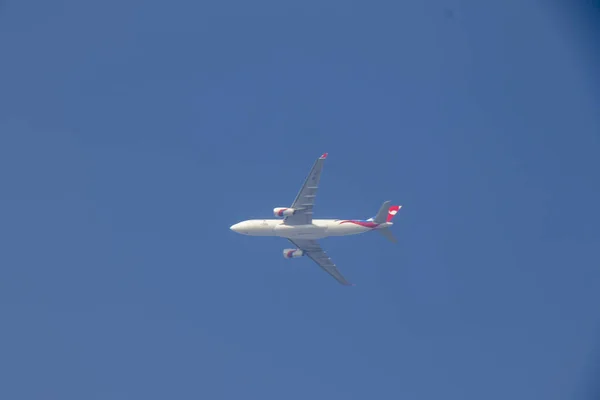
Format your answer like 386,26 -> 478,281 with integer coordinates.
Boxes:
230,219 -> 392,240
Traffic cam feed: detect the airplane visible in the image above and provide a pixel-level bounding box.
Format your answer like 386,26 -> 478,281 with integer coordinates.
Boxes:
229,153 -> 401,286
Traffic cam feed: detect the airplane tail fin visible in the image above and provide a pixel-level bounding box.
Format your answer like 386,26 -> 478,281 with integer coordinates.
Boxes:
372,201 -> 402,224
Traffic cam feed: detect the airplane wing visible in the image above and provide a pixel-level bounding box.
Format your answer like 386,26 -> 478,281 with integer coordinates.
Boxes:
284,153 -> 328,225
288,238 -> 353,286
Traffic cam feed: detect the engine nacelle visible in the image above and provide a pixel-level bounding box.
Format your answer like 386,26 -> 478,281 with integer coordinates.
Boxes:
283,248 -> 304,258
274,207 -> 296,217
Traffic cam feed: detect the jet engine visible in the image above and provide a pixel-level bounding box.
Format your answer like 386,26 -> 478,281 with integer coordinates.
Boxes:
283,249 -> 304,258
274,207 -> 296,217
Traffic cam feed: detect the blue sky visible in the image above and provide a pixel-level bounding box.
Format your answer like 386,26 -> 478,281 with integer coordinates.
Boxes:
1,1 -> 600,399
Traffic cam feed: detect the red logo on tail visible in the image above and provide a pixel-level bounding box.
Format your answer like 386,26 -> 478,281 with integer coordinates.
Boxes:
387,205 -> 401,222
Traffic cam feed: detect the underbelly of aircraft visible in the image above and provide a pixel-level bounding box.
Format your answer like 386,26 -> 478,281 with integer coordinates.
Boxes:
274,223 -> 328,239
273,221 -> 371,239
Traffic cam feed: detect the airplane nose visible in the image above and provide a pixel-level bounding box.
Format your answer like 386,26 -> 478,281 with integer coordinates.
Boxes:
230,223 -> 241,232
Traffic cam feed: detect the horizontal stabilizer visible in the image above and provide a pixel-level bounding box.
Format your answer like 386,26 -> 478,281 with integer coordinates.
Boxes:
378,227 -> 397,243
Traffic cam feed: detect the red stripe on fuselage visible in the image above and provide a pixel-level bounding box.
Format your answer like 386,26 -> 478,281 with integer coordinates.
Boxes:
338,220 -> 379,228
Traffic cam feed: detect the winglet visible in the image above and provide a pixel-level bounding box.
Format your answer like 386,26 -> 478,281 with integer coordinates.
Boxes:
319,152 -> 328,159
